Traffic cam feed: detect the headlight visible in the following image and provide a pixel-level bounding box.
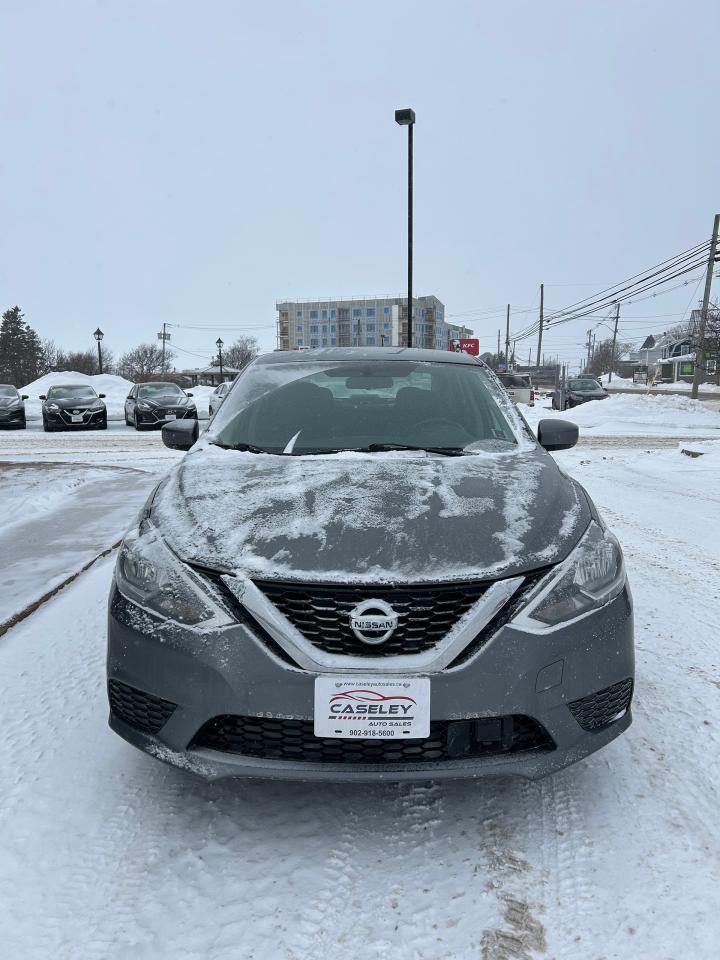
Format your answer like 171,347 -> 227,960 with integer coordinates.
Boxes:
513,522 -> 626,629
115,521 -> 232,628
137,401 -> 151,411
47,403 -> 60,411
90,400 -> 104,410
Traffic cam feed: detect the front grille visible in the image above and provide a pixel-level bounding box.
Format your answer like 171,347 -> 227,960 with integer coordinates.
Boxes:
108,679 -> 177,735
254,579 -> 496,658
191,714 -> 554,764
568,678 -> 633,731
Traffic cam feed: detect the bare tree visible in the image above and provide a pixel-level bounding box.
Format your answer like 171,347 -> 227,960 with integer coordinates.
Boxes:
117,343 -> 175,380
223,335 -> 259,371
588,338 -> 633,377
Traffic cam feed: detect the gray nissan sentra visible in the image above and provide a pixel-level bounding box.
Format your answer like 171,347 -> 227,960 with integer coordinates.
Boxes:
107,347 -> 634,781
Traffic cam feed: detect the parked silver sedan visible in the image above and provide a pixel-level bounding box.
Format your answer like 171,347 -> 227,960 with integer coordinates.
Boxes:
209,380 -> 232,417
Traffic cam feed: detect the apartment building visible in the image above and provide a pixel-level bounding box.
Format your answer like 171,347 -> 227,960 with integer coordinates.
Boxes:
276,295 -> 470,351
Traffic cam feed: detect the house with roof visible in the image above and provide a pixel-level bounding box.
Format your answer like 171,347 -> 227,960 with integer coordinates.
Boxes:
619,320 -> 717,384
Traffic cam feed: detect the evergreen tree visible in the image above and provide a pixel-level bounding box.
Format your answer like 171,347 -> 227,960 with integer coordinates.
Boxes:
0,306 -> 43,386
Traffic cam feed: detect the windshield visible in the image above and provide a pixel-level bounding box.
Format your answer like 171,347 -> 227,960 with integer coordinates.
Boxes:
568,379 -> 601,392
0,385 -> 19,398
46,385 -> 98,400
138,383 -> 184,398
210,359 -> 518,454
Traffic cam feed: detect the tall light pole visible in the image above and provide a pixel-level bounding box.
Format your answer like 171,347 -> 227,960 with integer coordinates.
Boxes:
93,328 -> 104,375
216,337 -> 224,382
395,107 -> 415,347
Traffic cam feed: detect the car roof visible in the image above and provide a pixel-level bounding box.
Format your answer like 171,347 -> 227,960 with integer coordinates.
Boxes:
0,383 -> 19,389
257,346 -> 486,366
136,381 -> 179,386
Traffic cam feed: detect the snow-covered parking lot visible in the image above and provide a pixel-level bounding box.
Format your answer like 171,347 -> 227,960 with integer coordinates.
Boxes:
0,395 -> 719,960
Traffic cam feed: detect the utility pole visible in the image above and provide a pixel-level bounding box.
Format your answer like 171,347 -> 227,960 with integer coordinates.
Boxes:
505,304 -> 511,368
536,283 -> 544,369
157,322 -> 171,372
691,213 -> 720,399
586,328 -> 593,372
497,329 -> 501,367
608,302 -> 620,383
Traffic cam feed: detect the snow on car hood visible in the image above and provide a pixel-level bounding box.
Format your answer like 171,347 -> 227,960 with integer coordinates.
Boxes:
151,442 -> 590,583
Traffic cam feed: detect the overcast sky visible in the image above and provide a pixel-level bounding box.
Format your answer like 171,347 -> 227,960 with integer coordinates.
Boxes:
1,0 -> 718,372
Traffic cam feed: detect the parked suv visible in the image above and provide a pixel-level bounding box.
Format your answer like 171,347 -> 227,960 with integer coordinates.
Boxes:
0,384 -> 28,429
107,348 -> 633,782
40,384 -> 107,431
498,373 -> 534,406
552,379 -> 609,410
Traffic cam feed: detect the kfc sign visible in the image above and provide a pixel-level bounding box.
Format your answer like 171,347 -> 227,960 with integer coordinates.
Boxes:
449,338 -> 480,356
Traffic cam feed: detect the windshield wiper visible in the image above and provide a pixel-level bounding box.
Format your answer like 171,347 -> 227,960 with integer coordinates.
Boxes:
359,443 -> 467,457
210,440 -> 274,454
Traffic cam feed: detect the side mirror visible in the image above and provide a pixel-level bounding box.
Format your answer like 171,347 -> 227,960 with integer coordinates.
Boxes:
162,418 -> 199,451
186,392 -> 194,397
99,393 -> 106,398
21,394 -> 28,400
537,418 -> 578,452
39,395 -> 47,400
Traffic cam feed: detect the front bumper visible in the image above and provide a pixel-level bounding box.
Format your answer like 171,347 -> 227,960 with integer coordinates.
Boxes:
107,581 -> 634,782
45,407 -> 106,428
0,408 -> 25,427
135,407 -> 197,426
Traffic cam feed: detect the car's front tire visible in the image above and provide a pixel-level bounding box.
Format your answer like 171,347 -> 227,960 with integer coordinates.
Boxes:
43,415 -> 54,432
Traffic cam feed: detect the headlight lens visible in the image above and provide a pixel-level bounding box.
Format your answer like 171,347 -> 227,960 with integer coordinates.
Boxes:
115,521 -> 232,628
514,522 -> 626,629
90,400 -> 104,410
137,401 -> 151,411
47,403 -> 60,411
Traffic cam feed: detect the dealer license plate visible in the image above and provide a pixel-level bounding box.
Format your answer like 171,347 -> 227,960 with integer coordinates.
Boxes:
71,415 -> 83,423
314,676 -> 430,739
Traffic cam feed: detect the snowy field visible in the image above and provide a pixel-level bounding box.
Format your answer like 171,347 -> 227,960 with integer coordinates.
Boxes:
0,399 -> 719,959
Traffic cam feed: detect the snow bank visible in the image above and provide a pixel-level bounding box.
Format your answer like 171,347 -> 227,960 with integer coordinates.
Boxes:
598,372 -> 720,393
520,392 -> 720,437
21,372 -> 134,421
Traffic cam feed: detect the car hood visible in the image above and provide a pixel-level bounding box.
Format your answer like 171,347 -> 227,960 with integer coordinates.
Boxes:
0,397 -> 22,408
139,395 -> 189,407
151,443 -> 590,583
46,397 -> 103,409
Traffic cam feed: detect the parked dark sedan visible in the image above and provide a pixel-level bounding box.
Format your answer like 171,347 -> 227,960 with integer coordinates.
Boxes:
552,378 -> 609,410
125,382 -> 197,430
0,384 -> 28,429
40,384 -> 107,431
108,347 -> 633,783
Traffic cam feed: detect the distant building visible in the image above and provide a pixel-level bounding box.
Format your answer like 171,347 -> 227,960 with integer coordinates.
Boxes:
618,315 -> 718,383
276,296 -> 470,352
177,364 -> 239,387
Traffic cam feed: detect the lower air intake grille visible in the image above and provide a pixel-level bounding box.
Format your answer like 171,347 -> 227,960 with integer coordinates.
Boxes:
191,714 -> 554,764
108,679 -> 177,735
568,678 -> 633,731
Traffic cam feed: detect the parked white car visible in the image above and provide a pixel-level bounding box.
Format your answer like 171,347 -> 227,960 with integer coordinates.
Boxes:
497,373 -> 535,406
209,380 -> 232,417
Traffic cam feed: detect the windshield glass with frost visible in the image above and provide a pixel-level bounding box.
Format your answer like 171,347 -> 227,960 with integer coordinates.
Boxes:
46,385 -> 98,400
138,383 -> 184,398
210,359 -> 520,454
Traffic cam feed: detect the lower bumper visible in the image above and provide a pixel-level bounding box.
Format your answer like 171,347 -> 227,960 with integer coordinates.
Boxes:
107,584 -> 634,782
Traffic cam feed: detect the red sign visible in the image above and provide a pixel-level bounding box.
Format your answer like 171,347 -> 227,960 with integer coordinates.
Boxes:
449,338 -> 480,356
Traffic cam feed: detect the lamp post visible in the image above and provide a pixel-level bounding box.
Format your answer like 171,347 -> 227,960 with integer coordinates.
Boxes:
93,328 -> 104,375
395,107 -> 415,347
216,337 -> 224,382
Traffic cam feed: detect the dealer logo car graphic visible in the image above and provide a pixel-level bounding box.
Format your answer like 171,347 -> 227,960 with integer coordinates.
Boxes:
348,599 -> 399,645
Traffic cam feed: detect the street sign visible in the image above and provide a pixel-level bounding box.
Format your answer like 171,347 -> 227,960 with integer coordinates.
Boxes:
449,338 -> 480,356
